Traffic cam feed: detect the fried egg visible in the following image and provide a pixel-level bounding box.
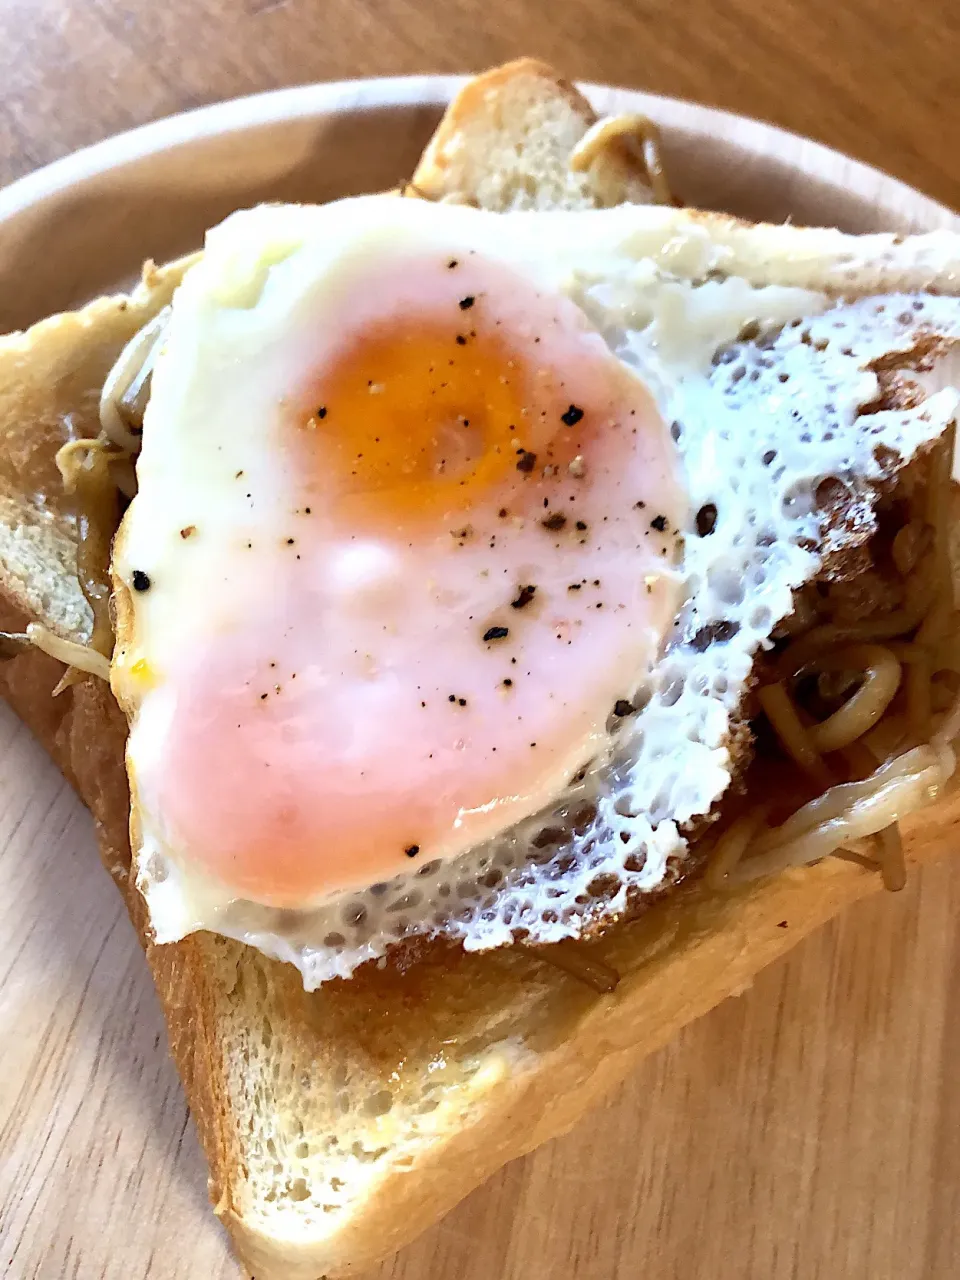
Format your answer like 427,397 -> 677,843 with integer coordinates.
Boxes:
111,198 -> 959,985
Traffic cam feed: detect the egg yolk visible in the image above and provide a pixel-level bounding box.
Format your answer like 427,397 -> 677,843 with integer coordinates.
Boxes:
297,307 -> 604,529
149,250 -> 688,907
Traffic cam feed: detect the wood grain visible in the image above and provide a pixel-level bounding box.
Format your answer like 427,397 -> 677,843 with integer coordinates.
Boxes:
0,6 -> 959,1280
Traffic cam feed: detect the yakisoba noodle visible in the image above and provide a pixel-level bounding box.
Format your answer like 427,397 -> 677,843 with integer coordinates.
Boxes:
784,643 -> 902,755
0,434 -> 122,692
878,824 -> 908,892
757,683 -> 831,784
0,624 -> 111,683
55,438 -> 122,662
568,113 -> 673,205
17,315 -> 167,684
722,747 -> 945,885
710,424 -> 960,894
536,940 -> 622,993
99,304 -> 170,455
41,305 -> 175,676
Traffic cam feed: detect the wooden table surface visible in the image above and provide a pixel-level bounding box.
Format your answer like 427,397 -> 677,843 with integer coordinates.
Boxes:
1,3 -> 959,1279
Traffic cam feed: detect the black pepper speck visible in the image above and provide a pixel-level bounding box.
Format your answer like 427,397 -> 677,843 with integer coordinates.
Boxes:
132,570 -> 151,592
690,620 -> 740,652
696,504 -> 718,537
561,404 -> 584,427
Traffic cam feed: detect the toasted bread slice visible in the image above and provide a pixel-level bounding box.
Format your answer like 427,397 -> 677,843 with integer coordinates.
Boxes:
411,57 -> 657,209
2,67 -> 960,1280
4,213 -> 960,1280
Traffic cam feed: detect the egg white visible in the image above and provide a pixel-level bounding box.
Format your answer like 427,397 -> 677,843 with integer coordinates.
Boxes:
112,197 -> 958,986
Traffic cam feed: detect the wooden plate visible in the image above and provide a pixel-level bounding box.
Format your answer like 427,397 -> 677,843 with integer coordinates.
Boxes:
0,77 -> 958,1280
